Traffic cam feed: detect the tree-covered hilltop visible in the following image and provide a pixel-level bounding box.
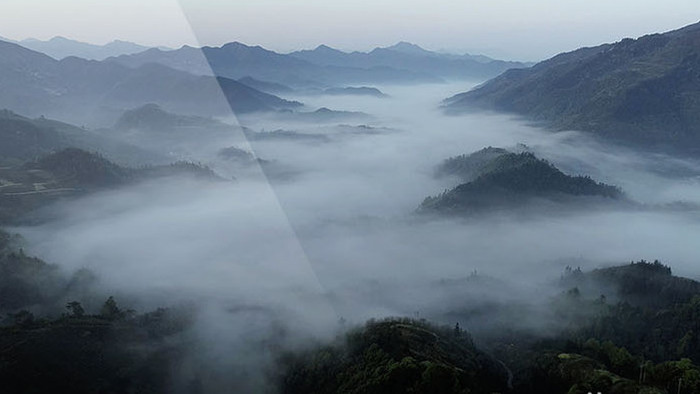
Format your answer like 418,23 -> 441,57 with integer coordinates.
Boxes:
282,261 -> 700,394
0,109 -> 163,166
0,148 -> 223,224
557,261 -> 700,364
434,146 -> 511,182
26,147 -> 133,188
421,149 -> 623,213
444,21 -> 700,154
485,260 -> 700,393
280,318 -> 510,394
114,103 -> 229,132
563,259 -> 700,309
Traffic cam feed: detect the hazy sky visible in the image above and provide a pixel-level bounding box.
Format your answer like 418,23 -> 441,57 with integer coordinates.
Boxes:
0,0 -> 698,61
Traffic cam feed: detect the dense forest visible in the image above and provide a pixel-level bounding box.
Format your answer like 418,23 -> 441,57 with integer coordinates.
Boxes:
3,220 -> 700,394
282,261 -> 700,394
421,149 -> 623,214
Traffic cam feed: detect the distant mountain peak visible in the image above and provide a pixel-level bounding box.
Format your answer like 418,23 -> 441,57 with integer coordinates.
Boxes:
220,41 -> 274,55
384,41 -> 431,55
313,44 -> 345,54
221,41 -> 258,50
222,41 -> 247,48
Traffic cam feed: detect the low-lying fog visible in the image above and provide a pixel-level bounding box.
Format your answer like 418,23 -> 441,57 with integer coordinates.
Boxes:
13,80 -> 700,390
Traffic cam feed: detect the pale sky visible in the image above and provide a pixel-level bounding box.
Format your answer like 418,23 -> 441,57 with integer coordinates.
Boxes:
0,0 -> 698,61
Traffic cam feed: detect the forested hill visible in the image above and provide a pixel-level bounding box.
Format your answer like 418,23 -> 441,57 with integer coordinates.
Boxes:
281,318 -> 510,394
283,260 -> 700,394
421,149 -> 623,213
0,148 -> 222,224
444,21 -> 700,153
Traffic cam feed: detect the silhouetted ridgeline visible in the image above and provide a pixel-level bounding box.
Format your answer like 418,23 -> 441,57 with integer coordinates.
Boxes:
0,39 -> 300,121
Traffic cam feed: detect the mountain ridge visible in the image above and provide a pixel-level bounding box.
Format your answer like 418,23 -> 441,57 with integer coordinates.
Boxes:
444,21 -> 700,154
290,41 -> 529,81
108,41 -> 528,87
0,39 -> 301,124
15,36 -> 157,60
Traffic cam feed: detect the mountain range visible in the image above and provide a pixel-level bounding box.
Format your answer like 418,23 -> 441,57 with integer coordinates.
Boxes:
108,41 -> 529,88
107,42 -> 438,87
0,35 -> 528,126
7,36 -> 158,60
0,39 -> 300,125
444,21 -> 700,154
289,41 -> 528,81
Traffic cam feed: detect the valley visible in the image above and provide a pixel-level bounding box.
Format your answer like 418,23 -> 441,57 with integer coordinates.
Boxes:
2,15 -> 700,394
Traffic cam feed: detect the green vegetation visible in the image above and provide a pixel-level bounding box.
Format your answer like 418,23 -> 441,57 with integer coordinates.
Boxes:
282,261 -> 700,393
281,318 -> 509,394
0,109 -> 72,164
434,146 -> 510,181
0,148 -> 222,224
26,147 -> 132,187
445,22 -> 700,153
0,302 -> 192,394
3,221 -> 700,394
0,229 -> 193,393
0,229 -> 66,312
0,109 -> 156,165
422,149 -> 622,213
114,103 -> 221,132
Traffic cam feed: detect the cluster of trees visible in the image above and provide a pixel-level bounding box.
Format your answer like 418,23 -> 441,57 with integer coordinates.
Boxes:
434,146 -> 510,181
283,261 -> 700,394
0,228 -> 195,393
5,222 -> 700,393
1,298 -> 193,394
27,147 -> 132,188
422,150 -> 623,213
483,260 -> 700,393
281,317 -> 508,394
475,152 -> 622,198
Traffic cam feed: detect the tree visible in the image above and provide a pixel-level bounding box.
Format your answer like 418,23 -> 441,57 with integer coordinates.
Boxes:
100,296 -> 123,321
65,301 -> 85,318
